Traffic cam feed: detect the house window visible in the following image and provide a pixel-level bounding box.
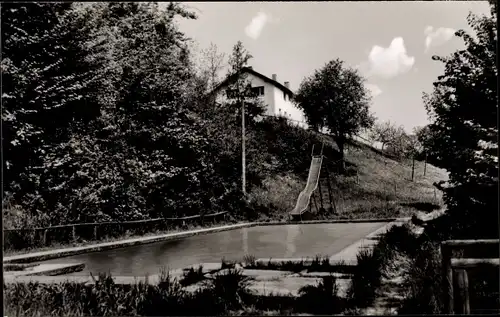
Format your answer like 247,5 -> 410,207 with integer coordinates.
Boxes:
251,86 -> 265,96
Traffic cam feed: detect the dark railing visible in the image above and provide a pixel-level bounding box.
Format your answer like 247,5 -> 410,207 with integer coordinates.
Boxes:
441,239 -> 500,315
4,211 -> 228,251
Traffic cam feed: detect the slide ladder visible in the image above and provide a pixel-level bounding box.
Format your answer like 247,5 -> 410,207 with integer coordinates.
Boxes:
290,155 -> 323,220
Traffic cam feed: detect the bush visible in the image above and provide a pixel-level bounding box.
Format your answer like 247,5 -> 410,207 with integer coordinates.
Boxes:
297,275 -> 345,314
398,241 -> 444,314
347,248 -> 383,307
203,268 -> 254,313
380,224 -> 419,258
180,265 -> 205,287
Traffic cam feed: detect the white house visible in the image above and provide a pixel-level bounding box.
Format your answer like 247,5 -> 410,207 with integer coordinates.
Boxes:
211,67 -> 308,128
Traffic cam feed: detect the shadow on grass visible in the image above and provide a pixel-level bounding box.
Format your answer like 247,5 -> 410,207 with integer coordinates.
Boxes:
400,202 -> 440,213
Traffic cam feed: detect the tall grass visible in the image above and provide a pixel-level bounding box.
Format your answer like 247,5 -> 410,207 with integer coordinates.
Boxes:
296,275 -> 345,314
180,265 -> 204,287
4,269 -> 255,317
347,247 -> 383,308
398,241 -> 444,314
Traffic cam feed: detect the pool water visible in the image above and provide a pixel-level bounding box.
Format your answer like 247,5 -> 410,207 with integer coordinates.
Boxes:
40,222 -> 386,276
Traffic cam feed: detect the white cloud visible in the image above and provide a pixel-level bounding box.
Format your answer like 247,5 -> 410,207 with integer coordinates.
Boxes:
424,26 -> 456,53
365,83 -> 382,97
361,37 -> 415,79
245,11 -> 270,40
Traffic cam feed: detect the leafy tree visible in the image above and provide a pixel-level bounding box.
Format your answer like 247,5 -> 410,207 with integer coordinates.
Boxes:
201,42 -> 226,92
423,1 -> 498,238
294,59 -> 375,169
186,42 -> 226,117
2,2 -> 226,223
413,125 -> 437,162
369,120 -> 399,151
1,2 -> 105,223
385,126 -> 410,160
71,2 -> 220,221
224,41 -> 266,120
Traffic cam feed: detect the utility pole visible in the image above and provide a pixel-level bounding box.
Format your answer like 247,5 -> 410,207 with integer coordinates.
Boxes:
424,152 -> 428,177
411,154 -> 416,181
241,98 -> 246,195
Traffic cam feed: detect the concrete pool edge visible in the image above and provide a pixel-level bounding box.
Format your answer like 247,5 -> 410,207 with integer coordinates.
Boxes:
3,218 -> 401,264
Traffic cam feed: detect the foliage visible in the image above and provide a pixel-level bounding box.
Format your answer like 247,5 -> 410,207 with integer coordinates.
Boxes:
1,2 -> 231,224
422,2 -> 498,238
369,120 -> 398,151
369,120 -> 422,160
297,275 -> 344,314
1,2 -> 104,223
347,248 -> 383,307
294,59 -> 375,168
225,41 -> 266,121
398,241 -> 444,315
180,265 -> 205,287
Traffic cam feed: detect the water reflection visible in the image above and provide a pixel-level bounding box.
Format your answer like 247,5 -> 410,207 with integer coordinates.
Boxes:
284,225 -> 302,258
242,227 -> 248,255
40,222 -> 387,276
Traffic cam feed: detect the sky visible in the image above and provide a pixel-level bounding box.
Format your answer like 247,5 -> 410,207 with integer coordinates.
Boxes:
169,1 -> 492,133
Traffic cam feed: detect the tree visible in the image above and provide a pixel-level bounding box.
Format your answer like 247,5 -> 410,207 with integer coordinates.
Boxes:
369,120 -> 398,151
2,2 -> 226,224
201,42 -> 226,92
225,41 -> 265,120
294,59 -> 375,169
1,2 -> 105,223
72,2 -> 219,220
423,1 -> 498,238
385,126 -> 410,160
187,42 -> 226,117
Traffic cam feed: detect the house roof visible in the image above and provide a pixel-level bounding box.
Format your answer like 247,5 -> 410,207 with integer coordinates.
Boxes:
211,67 -> 294,97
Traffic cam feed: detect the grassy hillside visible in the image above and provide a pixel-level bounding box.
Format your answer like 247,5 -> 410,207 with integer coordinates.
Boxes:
246,118 -> 449,221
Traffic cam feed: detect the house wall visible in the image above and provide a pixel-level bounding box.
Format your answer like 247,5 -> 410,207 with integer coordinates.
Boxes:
272,86 -> 308,128
214,71 -> 308,129
215,73 -> 276,116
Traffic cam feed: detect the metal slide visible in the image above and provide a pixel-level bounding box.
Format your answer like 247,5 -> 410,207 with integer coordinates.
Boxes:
290,155 -> 323,218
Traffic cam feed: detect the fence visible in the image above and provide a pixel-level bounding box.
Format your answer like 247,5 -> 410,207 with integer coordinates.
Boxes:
441,239 -> 500,314
4,211 -> 228,251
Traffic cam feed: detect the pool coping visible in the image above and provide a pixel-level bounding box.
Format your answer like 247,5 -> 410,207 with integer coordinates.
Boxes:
3,218 -> 399,264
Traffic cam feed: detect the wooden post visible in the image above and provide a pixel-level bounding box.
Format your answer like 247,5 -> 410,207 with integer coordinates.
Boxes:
93,225 -> 98,241
311,144 -> 315,157
456,270 -> 470,315
441,243 -> 454,314
242,99 -> 246,196
72,225 -> 77,243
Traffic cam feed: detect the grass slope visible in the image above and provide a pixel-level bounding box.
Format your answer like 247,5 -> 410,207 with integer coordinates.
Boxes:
249,126 -> 448,221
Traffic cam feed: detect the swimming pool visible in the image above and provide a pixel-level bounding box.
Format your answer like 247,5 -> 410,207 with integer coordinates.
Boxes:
39,222 -> 386,276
